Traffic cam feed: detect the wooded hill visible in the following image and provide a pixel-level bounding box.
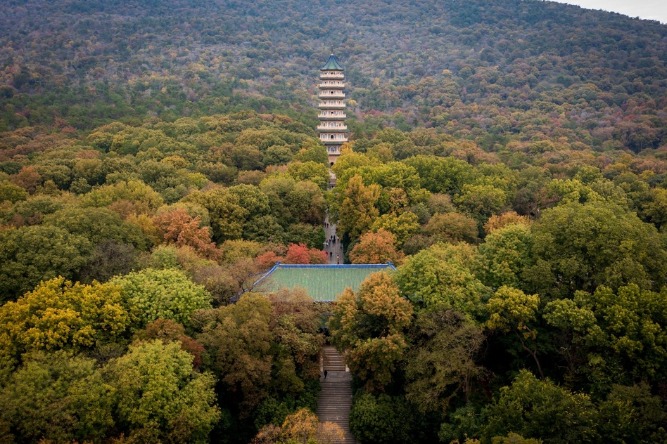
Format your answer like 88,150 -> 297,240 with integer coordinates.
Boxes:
1,0 -> 666,152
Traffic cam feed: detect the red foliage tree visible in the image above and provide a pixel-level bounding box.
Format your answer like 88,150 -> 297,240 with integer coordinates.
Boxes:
284,243 -> 327,264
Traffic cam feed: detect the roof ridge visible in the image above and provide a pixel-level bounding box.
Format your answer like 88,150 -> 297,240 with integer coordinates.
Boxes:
275,263 -> 395,269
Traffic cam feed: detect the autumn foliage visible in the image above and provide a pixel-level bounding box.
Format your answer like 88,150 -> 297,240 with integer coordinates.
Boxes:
153,207 -> 220,259
349,229 -> 404,265
256,243 -> 327,267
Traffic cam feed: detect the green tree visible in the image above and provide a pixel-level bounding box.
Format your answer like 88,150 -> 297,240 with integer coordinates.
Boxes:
260,176 -> 326,227
104,340 -> 220,443
486,286 -> 543,377
293,143 -> 328,165
267,289 -> 324,389
110,268 -> 211,329
197,293 -> 274,412
406,308 -> 485,414
80,179 -> 164,214
2,194 -> 65,227
525,201 -> 667,299
287,161 -> 330,190
483,370 -> 599,443
349,393 -> 415,444
395,243 -> 488,317
0,351 -> 114,444
328,272 -> 413,391
638,187 -> 667,229
44,206 -> 149,249
454,184 -> 508,222
134,319 -> 205,369
597,383 -> 667,443
0,225 -> 92,301
185,187 -> 249,242
478,223 -> 533,289
403,155 -> 477,195
370,211 -> 420,248
544,284 -> 667,390
0,181 -> 28,203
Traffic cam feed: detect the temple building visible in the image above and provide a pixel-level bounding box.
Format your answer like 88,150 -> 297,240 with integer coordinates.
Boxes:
318,54 -> 347,165
253,263 -> 396,302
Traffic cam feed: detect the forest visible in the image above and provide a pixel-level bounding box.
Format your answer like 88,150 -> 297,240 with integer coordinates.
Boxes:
1,0 -> 666,443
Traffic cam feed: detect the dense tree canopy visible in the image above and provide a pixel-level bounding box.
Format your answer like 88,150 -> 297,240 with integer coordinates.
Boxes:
0,351 -> 114,444
525,201 -> 667,298
110,268 -> 212,329
329,272 -> 413,391
0,225 -> 92,301
0,277 -> 128,371
104,340 -> 220,443
2,0 -> 667,440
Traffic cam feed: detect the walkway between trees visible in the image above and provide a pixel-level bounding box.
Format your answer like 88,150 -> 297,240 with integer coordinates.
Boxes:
324,169 -> 343,265
317,346 -> 356,444
323,215 -> 344,265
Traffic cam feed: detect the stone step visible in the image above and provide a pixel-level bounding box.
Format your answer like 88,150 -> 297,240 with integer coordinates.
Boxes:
318,346 -> 356,443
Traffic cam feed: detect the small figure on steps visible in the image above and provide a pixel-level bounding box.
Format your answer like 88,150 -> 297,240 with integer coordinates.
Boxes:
324,370 -> 328,379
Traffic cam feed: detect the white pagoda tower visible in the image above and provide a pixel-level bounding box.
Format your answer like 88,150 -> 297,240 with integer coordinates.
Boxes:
318,54 -> 347,165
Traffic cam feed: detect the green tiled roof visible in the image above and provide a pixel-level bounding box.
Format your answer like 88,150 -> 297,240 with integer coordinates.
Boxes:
253,263 -> 395,302
321,54 -> 344,71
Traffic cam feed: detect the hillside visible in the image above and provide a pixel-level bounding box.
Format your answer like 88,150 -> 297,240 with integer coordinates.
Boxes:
1,0 -> 666,152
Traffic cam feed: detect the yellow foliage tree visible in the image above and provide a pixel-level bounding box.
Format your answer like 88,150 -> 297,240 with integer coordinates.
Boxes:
0,277 -> 129,370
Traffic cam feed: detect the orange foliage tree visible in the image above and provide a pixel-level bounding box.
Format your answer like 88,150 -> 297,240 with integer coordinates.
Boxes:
152,207 -> 219,260
349,229 -> 404,265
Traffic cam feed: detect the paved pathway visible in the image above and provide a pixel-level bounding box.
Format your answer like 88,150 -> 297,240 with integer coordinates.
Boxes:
323,168 -> 343,265
323,215 -> 344,265
317,346 -> 356,444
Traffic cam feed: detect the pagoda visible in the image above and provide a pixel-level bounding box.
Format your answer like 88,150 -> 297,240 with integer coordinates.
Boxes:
318,54 -> 347,165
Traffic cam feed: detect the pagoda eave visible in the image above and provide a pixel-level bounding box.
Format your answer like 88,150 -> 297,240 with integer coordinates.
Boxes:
317,127 -> 348,133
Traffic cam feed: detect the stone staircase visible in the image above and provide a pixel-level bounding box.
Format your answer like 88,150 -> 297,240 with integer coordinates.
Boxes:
317,346 -> 356,444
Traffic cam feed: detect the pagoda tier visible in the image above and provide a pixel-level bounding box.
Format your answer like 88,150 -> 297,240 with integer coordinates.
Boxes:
318,55 -> 347,165
317,124 -> 348,132
320,72 -> 344,80
318,113 -> 347,121
318,101 -> 346,109
320,133 -> 348,143
319,91 -> 346,99
319,81 -> 345,89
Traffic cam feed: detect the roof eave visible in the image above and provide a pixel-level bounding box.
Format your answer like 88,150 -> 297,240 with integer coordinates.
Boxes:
321,54 -> 343,71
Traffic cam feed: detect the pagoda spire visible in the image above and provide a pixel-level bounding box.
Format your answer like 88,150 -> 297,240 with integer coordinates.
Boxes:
317,54 -> 347,165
